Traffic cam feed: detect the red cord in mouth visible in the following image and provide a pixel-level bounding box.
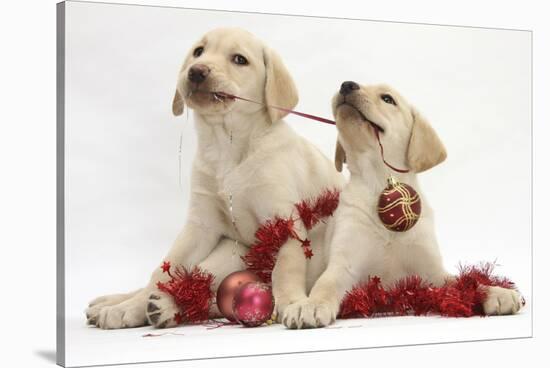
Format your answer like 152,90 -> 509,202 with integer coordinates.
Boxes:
211,92 -> 409,173
338,102 -> 385,133
214,92 -> 336,126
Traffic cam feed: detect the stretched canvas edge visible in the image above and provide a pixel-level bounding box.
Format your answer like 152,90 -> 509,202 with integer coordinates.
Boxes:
57,1 -> 66,367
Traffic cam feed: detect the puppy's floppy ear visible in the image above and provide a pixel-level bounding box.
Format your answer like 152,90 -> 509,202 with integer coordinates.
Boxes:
172,89 -> 184,116
407,109 -> 447,173
263,47 -> 299,123
334,138 -> 346,172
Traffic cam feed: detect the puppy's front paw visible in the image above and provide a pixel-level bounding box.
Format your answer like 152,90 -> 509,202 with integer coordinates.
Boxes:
95,295 -> 148,329
273,296 -> 300,324
299,300 -> 337,328
483,286 -> 524,315
146,292 -> 180,329
86,292 -> 137,325
280,299 -> 308,329
282,299 -> 337,329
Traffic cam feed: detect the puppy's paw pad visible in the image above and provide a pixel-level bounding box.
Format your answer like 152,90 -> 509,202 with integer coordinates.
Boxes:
146,292 -> 180,329
483,286 -> 523,315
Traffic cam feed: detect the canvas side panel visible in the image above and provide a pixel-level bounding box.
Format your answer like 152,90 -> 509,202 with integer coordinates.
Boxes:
56,2 -> 66,367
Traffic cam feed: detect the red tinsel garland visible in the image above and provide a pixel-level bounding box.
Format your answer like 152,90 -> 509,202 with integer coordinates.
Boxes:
155,189 -> 522,326
156,262 -> 214,324
295,189 -> 340,230
243,189 -> 340,283
339,262 -> 520,319
154,190 -> 340,324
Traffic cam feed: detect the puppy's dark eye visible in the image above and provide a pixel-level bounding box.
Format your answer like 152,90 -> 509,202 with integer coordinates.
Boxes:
193,46 -> 204,57
232,54 -> 248,65
381,94 -> 397,106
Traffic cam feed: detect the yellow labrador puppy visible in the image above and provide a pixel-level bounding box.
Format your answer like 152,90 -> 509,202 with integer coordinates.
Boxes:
86,28 -> 343,329
282,81 -> 522,329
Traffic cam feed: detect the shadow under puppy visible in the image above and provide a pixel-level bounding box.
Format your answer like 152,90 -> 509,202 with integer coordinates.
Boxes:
282,81 -> 523,329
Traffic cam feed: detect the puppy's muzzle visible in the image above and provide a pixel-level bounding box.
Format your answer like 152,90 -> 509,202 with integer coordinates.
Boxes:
340,81 -> 360,96
188,64 -> 210,84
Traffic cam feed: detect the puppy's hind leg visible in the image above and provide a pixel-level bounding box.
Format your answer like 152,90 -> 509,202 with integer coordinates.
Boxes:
146,238 -> 248,328
86,289 -> 142,325
482,286 -> 523,315
88,289 -> 141,308
418,262 -> 523,315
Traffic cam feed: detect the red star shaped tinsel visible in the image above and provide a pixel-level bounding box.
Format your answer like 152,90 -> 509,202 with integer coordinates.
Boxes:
161,261 -> 171,273
300,239 -> 313,258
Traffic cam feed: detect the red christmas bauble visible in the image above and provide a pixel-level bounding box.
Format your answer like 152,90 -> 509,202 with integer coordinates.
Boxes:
216,270 -> 261,321
377,177 -> 421,232
232,282 -> 274,327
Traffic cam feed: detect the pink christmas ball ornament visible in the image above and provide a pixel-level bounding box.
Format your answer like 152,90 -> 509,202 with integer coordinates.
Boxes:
216,270 -> 261,321
232,282 -> 274,327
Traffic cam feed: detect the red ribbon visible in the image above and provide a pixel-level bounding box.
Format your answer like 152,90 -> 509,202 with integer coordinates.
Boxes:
220,93 -> 337,126
373,128 -> 410,173
217,92 -> 409,174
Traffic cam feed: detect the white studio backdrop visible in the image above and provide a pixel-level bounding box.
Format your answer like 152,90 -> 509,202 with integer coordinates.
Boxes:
64,0 -> 531,325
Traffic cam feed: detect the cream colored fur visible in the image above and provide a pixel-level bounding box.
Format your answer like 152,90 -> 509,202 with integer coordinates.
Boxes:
281,83 -> 522,329
86,28 -> 343,329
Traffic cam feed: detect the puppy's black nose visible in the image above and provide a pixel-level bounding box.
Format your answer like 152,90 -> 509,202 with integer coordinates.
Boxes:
188,64 -> 210,84
340,81 -> 360,96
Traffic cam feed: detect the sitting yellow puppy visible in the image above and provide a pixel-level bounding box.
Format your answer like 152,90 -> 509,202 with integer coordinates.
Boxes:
281,81 -> 523,329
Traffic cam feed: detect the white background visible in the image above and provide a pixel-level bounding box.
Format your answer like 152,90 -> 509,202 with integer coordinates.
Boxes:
1,0 -> 549,368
